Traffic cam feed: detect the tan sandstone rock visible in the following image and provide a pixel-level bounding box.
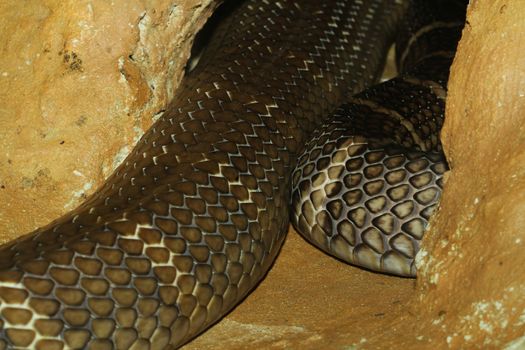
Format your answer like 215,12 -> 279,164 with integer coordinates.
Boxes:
0,0 -> 218,242
414,0 -> 525,348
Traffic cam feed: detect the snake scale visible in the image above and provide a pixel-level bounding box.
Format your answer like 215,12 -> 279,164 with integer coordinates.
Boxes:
0,0 -> 465,349
291,1 -> 466,276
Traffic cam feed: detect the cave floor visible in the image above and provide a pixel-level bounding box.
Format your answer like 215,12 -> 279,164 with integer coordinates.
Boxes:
183,227 -> 424,350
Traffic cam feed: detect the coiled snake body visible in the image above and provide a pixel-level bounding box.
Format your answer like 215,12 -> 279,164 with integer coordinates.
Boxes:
0,0 -> 465,348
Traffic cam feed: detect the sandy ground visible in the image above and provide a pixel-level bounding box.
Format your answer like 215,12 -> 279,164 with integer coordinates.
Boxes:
183,226 -> 419,350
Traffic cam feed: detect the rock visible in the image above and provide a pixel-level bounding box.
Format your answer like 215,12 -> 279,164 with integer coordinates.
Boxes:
0,0 -> 218,242
414,0 -> 525,347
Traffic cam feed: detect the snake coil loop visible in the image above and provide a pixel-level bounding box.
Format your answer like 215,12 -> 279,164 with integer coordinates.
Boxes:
0,0 -> 465,348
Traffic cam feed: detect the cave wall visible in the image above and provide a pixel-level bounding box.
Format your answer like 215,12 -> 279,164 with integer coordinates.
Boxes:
0,0 -> 219,241
415,0 -> 525,348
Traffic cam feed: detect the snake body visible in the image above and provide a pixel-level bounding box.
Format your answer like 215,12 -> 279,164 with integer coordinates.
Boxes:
291,0 -> 466,276
0,0 -> 464,348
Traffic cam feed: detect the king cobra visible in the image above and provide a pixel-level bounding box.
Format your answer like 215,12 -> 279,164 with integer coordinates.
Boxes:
0,0 -> 465,348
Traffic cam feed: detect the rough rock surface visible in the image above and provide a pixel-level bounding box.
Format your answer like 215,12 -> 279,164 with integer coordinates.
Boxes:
0,0 -> 218,241
414,0 -> 525,348
1,0 -> 524,349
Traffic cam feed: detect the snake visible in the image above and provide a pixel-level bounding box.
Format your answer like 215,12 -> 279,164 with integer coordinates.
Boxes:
0,0 -> 465,349
290,1 -> 466,277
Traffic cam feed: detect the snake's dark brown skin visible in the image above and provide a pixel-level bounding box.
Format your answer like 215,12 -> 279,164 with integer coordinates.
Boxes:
291,1 -> 466,277
0,0 -> 465,349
